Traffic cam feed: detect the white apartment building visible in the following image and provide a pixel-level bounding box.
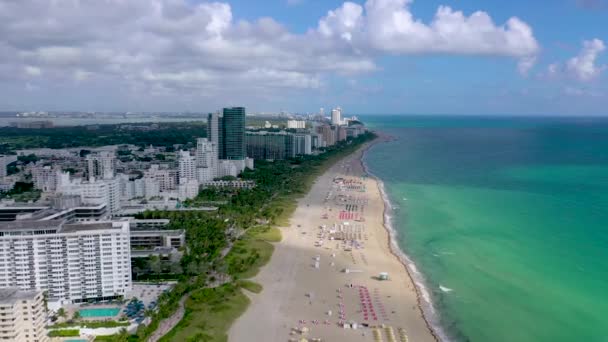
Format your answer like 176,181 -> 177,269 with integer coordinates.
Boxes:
0,155 -> 18,178
287,120 -> 306,129
178,179 -> 199,201
86,151 -> 116,180
146,165 -> 177,192
178,151 -> 196,184
144,177 -> 160,198
331,107 -> 342,125
0,288 -> 48,342
81,178 -> 121,215
196,138 -> 218,182
31,165 -> 58,192
0,220 -> 132,305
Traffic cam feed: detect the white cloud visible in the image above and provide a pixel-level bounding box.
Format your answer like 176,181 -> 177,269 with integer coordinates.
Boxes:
24,66 -> 41,77
0,0 -> 540,107
317,0 -> 539,74
545,39 -> 606,82
566,39 -> 606,81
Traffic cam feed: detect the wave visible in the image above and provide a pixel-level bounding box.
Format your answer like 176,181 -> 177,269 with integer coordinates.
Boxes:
439,285 -> 454,293
361,141 -> 451,342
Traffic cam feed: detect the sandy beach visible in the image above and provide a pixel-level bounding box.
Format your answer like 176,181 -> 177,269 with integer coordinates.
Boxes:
229,142 -> 437,342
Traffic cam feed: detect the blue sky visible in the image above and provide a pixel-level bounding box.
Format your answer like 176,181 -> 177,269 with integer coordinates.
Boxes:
0,0 -> 606,115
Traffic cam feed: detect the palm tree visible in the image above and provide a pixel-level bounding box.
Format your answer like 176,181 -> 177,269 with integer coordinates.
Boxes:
57,308 -> 66,320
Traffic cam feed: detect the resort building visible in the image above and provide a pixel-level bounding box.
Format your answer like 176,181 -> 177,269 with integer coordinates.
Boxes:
0,288 -> 48,342
0,219 -> 132,305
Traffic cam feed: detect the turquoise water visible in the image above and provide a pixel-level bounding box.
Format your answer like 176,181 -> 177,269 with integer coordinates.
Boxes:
363,116 -> 608,342
79,307 -> 120,318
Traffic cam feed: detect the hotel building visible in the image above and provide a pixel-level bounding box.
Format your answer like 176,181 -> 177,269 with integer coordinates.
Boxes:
0,219 -> 132,305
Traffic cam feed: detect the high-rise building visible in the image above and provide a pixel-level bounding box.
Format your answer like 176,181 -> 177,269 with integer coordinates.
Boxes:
31,165 -> 58,192
337,126 -> 348,142
331,107 -> 342,125
316,125 -> 336,147
246,131 -> 295,160
195,138 -> 218,182
0,288 -> 48,342
86,151 -> 116,180
222,107 -> 246,160
0,220 -> 132,305
294,134 -> 312,155
81,179 -> 121,215
207,112 -> 220,149
178,151 -> 196,184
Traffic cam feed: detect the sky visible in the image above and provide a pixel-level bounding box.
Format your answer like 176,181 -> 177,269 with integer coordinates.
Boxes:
0,0 -> 606,115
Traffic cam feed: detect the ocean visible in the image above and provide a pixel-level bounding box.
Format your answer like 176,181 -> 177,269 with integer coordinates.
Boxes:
362,115 -> 608,342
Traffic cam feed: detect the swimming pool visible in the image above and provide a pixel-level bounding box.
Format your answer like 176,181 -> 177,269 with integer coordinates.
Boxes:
78,307 -> 120,318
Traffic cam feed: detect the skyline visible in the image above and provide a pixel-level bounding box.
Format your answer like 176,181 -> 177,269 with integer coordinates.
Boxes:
0,0 -> 606,115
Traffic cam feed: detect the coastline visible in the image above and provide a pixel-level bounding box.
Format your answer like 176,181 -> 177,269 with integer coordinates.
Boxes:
230,139 -> 438,342
361,136 -> 447,342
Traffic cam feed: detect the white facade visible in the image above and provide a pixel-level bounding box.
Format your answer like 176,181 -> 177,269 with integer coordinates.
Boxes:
81,179 -> 121,215
294,134 -> 312,155
196,166 -> 215,183
287,120 -> 306,129
144,177 -> 160,198
217,160 -> 238,178
31,165 -> 59,192
178,150 -> 196,184
178,179 -> 199,200
0,220 -> 132,305
146,165 -> 177,191
331,107 -> 342,125
0,288 -> 48,342
86,151 -> 116,180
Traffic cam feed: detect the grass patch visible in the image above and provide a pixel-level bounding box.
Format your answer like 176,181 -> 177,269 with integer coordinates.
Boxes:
248,225 -> 282,243
224,230 -> 275,280
158,283 -> 250,342
237,280 -> 263,294
48,329 -> 80,337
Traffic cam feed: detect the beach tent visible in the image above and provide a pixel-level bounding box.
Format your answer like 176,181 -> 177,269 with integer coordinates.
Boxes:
379,272 -> 389,280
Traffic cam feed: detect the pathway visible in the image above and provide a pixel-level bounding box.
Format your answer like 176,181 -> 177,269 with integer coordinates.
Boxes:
147,296 -> 187,342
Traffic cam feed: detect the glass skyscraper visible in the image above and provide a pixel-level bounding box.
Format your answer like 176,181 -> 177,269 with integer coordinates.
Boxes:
221,107 -> 246,160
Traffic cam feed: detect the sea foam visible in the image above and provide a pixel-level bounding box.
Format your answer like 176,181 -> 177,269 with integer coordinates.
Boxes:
362,143 -> 451,342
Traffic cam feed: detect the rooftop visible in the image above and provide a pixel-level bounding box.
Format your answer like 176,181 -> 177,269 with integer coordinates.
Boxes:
0,288 -> 40,305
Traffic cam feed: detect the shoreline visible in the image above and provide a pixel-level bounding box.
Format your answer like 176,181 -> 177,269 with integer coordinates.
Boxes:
229,139 -> 437,342
360,136 -> 448,342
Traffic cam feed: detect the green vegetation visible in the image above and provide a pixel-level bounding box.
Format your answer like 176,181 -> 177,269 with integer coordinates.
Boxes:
0,122 -> 206,154
158,283 -> 250,342
0,181 -> 41,201
237,280 -> 263,294
48,329 -> 80,337
127,131 -> 375,341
